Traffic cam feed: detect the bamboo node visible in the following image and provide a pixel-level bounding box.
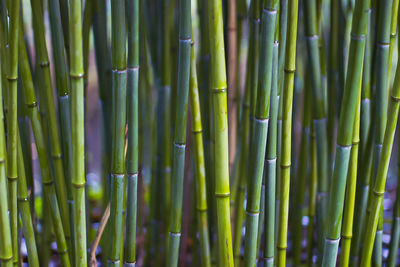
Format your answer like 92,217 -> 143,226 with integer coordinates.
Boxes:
325,237 -> 340,244
372,190 -> 384,197
169,232 -> 181,237
7,176 -> 18,181
350,33 -> 366,41
111,69 -> 127,74
210,87 -> 227,93
265,158 -> 277,163
174,143 -> 186,149
107,259 -> 120,264
127,66 -> 139,71
280,163 -> 291,169
215,192 -> 230,198
254,117 -> 269,124
43,180 -> 54,186
305,35 -> 318,40
284,68 -> 295,73
39,61 -> 50,67
377,42 -> 389,47
263,8 -> 278,14
246,210 -> 259,216
192,129 -> 203,134
127,173 -> 138,178
72,182 -> 86,188
391,95 -> 400,102
58,249 -> 68,255
17,197 -> 29,202
6,76 -> 18,81
70,73 -> 85,79
123,262 -> 136,267
52,154 -> 62,160
179,38 -> 191,44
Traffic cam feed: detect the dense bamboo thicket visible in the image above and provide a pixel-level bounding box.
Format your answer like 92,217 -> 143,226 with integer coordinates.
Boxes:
4,0 -> 400,266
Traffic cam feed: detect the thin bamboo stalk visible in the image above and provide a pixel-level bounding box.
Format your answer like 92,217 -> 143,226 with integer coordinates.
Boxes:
243,0 -> 278,265
339,92 -> 361,267
189,34 -> 211,267
30,0 -> 71,244
6,1 -> 20,264
0,27 -> 13,267
18,24 -> 71,267
321,0 -> 370,265
108,0 -> 127,265
387,136 -> 400,267
17,128 -> 39,267
388,0 -> 399,85
360,36 -> 400,267
124,0 -> 139,265
208,0 -> 234,265
292,73 -> 311,266
276,0 -> 298,265
69,0 -> 87,265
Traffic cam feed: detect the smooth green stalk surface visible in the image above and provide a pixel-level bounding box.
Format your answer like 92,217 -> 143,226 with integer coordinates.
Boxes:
276,0 -> 298,265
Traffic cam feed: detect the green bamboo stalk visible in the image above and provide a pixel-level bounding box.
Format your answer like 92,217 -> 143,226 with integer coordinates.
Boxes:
321,0 -> 370,264
59,0 -> 69,56
166,0 -> 191,264
360,36 -> 400,267
92,0 -> 112,200
276,0 -> 298,265
18,24 -> 71,267
69,0 -> 87,265
0,28 -> 13,267
328,0 -> 339,170
30,0 -> 71,244
48,0 -> 74,255
263,36 -> 279,267
292,73 -> 311,266
387,139 -> 400,267
243,0 -> 278,265
348,6 -> 373,266
275,0 -> 288,251
233,67 -> 250,267
189,35 -> 211,267
6,1 -> 20,264
388,0 -> 399,85
208,0 -> 234,265
339,92 -> 361,267
17,128 -> 39,267
108,0 -> 127,265
370,1 -> 393,265
303,0 -> 329,262
124,0 -> 139,265
307,124 -> 318,265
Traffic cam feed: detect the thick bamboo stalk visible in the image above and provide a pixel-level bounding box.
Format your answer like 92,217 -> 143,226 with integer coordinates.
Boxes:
167,0 -> 191,265
108,0 -> 127,265
124,0 -> 139,265
348,6 -> 373,265
276,0 -> 298,265
30,0 -> 71,244
6,1 -> 20,264
360,37 -> 400,267
69,0 -> 87,265
303,0 -> 329,261
208,0 -> 234,265
243,0 -> 278,265
321,0 -> 370,265
18,24 -> 71,267
48,0 -> 74,256
189,35 -> 211,267
17,129 -> 39,267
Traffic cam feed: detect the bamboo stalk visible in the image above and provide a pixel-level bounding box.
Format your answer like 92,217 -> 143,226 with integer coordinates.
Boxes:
208,0 -> 234,265
339,91 -> 361,267
30,0 -> 71,245
292,73 -> 311,266
18,24 -> 71,267
108,0 -> 127,265
243,0 -> 278,265
69,0 -> 87,265
17,128 -> 39,267
6,1 -> 20,264
189,34 -> 211,267
321,0 -> 370,265
166,0 -> 191,265
0,25 -> 13,267
276,0 -> 298,265
348,6 -> 373,266
124,0 -> 139,265
360,34 -> 400,267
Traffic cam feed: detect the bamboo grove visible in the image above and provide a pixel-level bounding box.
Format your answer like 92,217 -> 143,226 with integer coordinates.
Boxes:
3,0 -> 400,266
